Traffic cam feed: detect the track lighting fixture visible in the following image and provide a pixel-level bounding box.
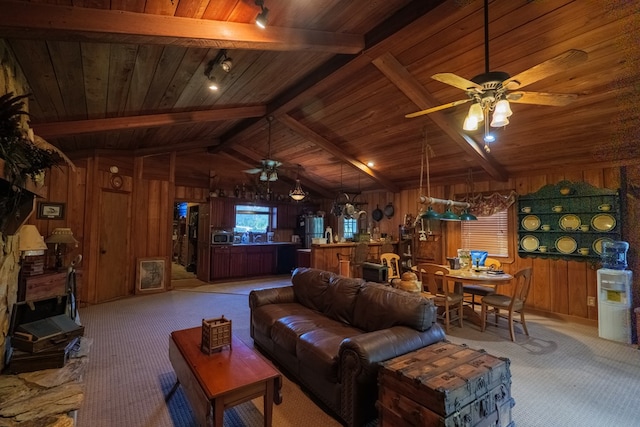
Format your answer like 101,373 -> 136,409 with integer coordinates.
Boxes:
204,49 -> 233,91
207,76 -> 219,91
255,0 -> 269,29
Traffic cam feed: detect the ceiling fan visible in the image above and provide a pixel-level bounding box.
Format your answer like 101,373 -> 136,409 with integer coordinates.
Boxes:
243,116 -> 282,182
405,0 -> 588,151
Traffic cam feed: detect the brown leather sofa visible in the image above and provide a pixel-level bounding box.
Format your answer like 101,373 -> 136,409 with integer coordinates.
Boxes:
249,267 -> 446,427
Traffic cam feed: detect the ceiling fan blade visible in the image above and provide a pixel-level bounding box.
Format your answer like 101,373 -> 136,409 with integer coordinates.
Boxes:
405,99 -> 471,118
243,168 -> 262,174
507,91 -> 579,106
503,49 -> 588,90
432,73 -> 483,92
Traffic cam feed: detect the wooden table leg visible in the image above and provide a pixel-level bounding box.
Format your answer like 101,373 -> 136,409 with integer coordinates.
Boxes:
213,397 -> 224,427
263,379 -> 274,427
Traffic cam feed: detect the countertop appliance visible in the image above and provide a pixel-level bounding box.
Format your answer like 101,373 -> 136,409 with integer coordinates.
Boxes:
211,230 -> 233,245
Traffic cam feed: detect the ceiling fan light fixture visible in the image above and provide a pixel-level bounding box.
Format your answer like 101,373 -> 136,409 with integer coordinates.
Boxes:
463,115 -> 479,131
469,102 -> 484,122
259,170 -> 268,181
490,113 -> 509,128
494,99 -> 512,117
268,170 -> 278,181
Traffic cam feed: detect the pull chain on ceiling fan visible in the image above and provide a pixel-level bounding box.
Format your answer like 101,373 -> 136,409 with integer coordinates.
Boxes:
405,0 -> 588,152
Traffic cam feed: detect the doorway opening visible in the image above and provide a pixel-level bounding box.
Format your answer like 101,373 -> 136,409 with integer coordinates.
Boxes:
172,202 -> 198,281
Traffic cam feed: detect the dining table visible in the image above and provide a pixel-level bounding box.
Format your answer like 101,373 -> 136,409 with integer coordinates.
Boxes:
427,266 -> 513,327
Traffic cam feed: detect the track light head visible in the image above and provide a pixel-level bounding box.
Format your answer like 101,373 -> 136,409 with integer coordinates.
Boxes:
255,0 -> 269,28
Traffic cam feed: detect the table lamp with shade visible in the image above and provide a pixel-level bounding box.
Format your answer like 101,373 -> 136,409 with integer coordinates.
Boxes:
18,225 -> 48,276
45,228 -> 79,270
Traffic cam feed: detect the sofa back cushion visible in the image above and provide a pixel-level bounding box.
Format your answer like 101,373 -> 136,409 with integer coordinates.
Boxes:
352,282 -> 435,332
291,268 -> 364,324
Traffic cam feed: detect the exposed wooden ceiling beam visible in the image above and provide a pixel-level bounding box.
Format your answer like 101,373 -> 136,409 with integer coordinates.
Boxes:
32,106 -> 267,138
0,1 -> 363,53
212,0 -> 447,154
134,140 -> 221,157
277,114 -> 400,193
370,52 -> 508,182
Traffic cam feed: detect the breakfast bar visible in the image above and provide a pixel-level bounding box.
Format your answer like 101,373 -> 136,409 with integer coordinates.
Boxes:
309,242 -> 397,276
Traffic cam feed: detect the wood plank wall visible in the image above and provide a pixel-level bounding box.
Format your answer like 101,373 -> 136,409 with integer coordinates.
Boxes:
28,158 -> 637,331
352,167 -> 635,326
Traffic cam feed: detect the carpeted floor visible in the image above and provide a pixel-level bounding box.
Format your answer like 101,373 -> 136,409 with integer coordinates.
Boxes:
77,276 -> 640,427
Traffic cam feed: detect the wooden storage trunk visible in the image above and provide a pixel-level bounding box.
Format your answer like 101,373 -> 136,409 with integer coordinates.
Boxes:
9,296 -> 84,353
201,316 -> 232,354
378,342 -> 514,427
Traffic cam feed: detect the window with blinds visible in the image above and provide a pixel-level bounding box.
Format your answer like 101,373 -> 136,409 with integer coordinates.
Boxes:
461,209 -> 510,257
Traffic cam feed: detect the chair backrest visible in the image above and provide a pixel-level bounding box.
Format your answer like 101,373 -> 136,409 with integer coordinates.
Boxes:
416,263 -> 451,295
511,267 -> 533,309
484,257 -> 502,269
380,253 -> 401,279
353,242 -> 369,266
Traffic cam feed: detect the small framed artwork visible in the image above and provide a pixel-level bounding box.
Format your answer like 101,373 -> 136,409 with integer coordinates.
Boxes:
37,202 -> 66,219
136,257 -> 167,294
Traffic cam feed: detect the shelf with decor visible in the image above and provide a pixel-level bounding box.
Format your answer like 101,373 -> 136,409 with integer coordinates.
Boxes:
517,180 -> 621,262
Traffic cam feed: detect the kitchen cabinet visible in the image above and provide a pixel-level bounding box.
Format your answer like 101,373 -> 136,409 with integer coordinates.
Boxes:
210,198 -> 236,229
246,245 -> 276,276
276,203 -> 299,229
229,246 -> 247,278
210,246 -> 231,280
518,180 -> 621,262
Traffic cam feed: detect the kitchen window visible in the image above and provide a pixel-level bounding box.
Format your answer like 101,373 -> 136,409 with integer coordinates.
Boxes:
343,217 -> 357,239
235,205 -> 275,232
461,209 -> 510,258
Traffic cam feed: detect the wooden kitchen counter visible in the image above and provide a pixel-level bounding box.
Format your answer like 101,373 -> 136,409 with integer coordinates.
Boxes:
310,241 -> 397,276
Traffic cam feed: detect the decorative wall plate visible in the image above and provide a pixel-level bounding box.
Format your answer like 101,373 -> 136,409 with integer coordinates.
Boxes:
559,214 -> 581,231
592,237 -> 614,255
521,215 -> 541,231
520,235 -> 539,252
591,214 -> 616,232
555,236 -> 577,254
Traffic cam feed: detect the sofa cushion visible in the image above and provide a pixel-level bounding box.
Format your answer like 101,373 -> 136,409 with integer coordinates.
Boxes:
252,303 -> 314,338
297,326 -> 362,383
292,268 -> 364,324
352,282 -> 435,332
271,311 -> 343,355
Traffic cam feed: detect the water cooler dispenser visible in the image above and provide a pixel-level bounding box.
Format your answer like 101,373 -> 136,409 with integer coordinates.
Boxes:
597,241 -> 632,343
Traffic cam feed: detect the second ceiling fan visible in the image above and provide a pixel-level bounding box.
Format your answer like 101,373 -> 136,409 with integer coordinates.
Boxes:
406,0 -> 588,151
244,116 -> 282,182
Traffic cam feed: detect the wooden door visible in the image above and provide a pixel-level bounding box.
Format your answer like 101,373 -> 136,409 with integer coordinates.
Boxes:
96,190 -> 130,302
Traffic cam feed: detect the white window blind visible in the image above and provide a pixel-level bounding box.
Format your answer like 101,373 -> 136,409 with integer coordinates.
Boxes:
461,210 -> 509,257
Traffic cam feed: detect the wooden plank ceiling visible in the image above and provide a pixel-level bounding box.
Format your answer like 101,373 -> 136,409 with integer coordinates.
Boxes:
1,0 -> 637,197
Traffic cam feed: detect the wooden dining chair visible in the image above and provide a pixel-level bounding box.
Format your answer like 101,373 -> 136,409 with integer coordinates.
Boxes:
380,253 -> 401,280
417,263 -> 464,332
480,267 -> 533,341
463,257 -> 502,309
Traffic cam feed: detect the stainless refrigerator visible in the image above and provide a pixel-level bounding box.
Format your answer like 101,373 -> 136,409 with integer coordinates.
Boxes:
299,215 -> 324,248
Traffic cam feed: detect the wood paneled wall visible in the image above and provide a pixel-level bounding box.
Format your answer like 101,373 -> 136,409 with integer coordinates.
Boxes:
353,167 -> 637,327
28,157 -> 637,331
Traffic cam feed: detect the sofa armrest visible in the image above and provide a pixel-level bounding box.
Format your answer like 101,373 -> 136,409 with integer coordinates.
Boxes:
338,325 -> 445,427
339,325 -> 446,381
249,286 -> 296,310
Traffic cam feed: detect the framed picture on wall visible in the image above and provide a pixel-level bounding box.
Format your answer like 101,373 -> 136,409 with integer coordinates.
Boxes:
37,202 -> 66,219
136,257 -> 167,294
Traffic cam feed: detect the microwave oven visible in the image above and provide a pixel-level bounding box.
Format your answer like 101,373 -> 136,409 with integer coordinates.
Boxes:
211,231 -> 233,244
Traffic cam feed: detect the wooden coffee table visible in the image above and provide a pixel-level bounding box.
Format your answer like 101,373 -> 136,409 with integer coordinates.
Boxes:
168,327 -> 282,427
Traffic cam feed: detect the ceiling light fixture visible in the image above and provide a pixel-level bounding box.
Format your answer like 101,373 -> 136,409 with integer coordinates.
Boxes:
255,0 -> 269,29
207,76 -> 219,91
220,51 -> 233,73
289,165 -> 307,201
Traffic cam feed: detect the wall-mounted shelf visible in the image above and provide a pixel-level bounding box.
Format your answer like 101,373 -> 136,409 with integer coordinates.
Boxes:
517,180 -> 621,262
